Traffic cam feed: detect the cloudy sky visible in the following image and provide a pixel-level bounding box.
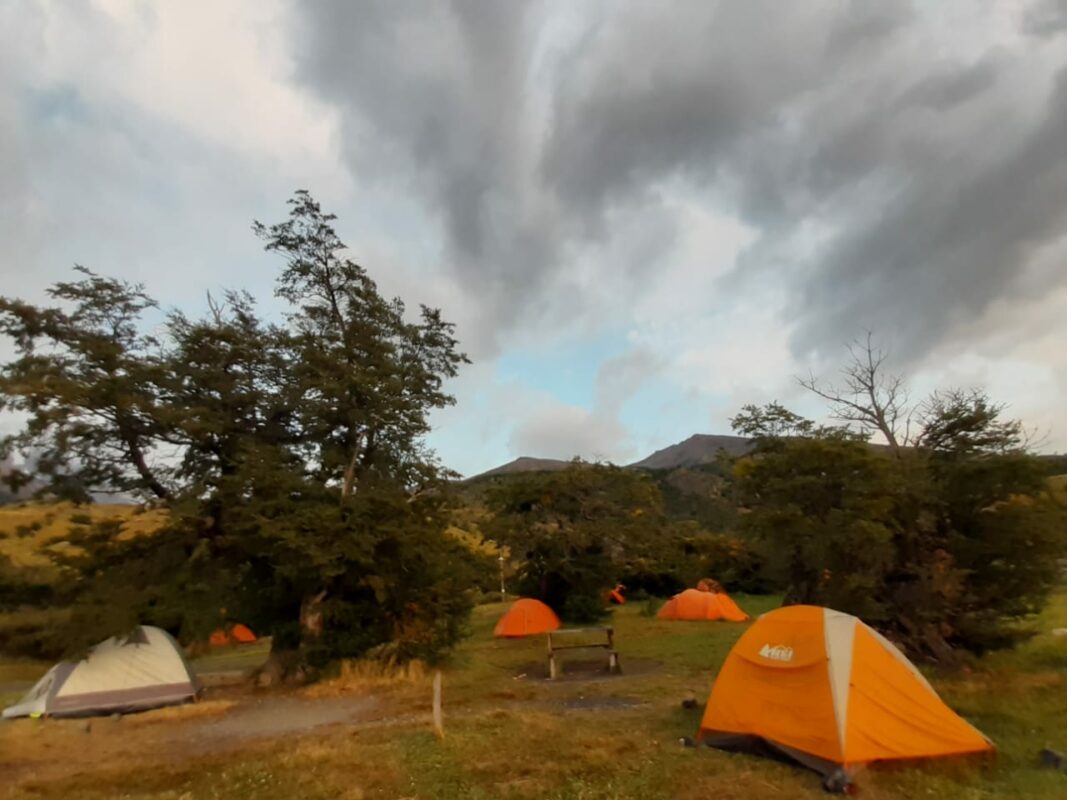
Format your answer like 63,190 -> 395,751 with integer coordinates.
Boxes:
3,0 -> 1066,475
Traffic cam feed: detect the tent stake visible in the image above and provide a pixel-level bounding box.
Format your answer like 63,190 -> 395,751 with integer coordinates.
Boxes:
432,670 -> 444,740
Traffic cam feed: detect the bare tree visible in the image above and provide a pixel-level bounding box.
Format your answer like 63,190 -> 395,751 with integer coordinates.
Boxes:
798,332 -> 911,454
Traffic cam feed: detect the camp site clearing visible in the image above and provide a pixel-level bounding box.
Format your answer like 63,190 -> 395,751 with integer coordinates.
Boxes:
2,594 -> 1067,800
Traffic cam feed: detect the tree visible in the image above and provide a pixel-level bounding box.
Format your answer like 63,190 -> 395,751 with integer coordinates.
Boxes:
907,389 -> 1061,653
484,462 -> 669,621
731,413 -> 897,619
0,192 -> 475,676
798,332 -> 910,454
731,396 -> 1065,661
0,269 -> 173,501
253,191 -> 467,498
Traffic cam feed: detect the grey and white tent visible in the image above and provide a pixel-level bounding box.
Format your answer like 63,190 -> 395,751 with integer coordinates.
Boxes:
2,625 -> 199,719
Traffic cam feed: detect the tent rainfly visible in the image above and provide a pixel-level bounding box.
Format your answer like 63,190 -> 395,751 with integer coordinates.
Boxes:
699,605 -> 993,786
657,588 -> 749,622
493,598 -> 561,638
209,623 -> 257,646
2,625 -> 199,719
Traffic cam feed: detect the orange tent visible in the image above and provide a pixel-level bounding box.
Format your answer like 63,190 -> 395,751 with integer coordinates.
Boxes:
208,623 -> 257,646
699,605 -> 993,783
493,598 -> 561,638
657,588 -> 749,622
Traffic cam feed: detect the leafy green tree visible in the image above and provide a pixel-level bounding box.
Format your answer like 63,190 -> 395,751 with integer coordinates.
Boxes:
907,389 -> 1063,653
732,395 -> 1065,660
0,269 -> 172,501
0,192 -> 474,676
253,191 -> 467,496
485,462 -> 668,621
731,418 -> 898,619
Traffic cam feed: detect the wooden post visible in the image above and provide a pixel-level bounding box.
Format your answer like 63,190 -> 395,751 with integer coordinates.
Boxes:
432,671 -> 444,740
547,632 -> 558,680
607,627 -> 619,673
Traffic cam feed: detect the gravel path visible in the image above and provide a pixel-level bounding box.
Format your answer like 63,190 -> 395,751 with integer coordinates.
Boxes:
165,693 -> 382,754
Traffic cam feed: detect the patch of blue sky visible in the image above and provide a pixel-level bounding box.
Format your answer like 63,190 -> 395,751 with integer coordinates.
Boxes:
494,330 -> 629,409
425,392 -> 511,477
23,84 -> 87,124
618,381 -> 718,456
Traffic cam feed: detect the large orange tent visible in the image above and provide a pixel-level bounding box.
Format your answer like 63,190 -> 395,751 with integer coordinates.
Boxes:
493,598 -> 561,638
208,623 -> 257,647
657,588 -> 749,622
699,605 -> 992,784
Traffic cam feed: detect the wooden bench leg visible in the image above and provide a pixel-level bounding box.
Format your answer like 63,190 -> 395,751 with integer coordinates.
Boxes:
608,651 -> 620,674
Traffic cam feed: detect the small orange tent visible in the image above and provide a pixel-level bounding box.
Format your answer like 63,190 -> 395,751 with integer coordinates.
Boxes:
657,588 -> 748,622
699,605 -> 993,783
208,623 -> 257,647
493,598 -> 561,638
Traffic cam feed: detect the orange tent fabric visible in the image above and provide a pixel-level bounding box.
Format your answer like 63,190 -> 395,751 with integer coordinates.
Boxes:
229,623 -> 256,643
657,589 -> 749,622
710,593 -> 748,622
208,623 -> 257,646
699,605 -> 993,779
493,598 -> 561,638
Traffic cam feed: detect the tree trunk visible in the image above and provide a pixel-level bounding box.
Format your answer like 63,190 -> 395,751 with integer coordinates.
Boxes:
256,590 -> 328,687
341,432 -> 366,502
120,427 -> 172,500
257,644 -> 303,688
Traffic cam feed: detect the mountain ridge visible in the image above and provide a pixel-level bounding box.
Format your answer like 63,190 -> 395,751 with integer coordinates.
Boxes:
466,433 -> 754,480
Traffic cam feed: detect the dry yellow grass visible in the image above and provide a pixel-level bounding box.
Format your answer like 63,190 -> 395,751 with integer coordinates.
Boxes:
301,657 -> 431,698
126,699 -> 238,724
0,502 -> 167,567
1048,474 -> 1067,504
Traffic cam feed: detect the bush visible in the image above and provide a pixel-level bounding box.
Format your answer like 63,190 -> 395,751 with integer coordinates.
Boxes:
640,596 -> 663,617
0,607 -> 72,660
561,593 -> 607,624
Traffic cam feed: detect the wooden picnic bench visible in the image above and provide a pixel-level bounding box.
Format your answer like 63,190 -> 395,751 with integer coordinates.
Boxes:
546,627 -> 620,679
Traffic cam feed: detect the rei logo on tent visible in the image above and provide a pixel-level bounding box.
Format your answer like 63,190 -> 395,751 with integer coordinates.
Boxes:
758,643 -> 794,662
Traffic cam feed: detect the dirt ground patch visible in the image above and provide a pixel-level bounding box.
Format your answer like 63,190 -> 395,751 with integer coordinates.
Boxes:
0,690 -> 385,792
514,655 -> 663,682
165,693 -> 381,753
552,694 -> 647,711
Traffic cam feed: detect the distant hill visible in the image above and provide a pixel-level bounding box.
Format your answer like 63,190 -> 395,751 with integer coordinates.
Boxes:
467,456 -> 573,481
0,502 -> 167,569
467,433 -> 754,480
627,434 -> 753,470
466,435 -> 1067,483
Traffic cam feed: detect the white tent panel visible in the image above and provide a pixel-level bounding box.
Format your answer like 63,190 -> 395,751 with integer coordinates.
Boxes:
2,626 -> 198,719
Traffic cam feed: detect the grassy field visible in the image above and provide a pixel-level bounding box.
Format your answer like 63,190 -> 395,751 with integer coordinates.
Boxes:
0,502 -> 166,568
2,592 -> 1067,799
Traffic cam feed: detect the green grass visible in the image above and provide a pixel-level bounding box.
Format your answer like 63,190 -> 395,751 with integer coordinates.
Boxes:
4,592 -> 1067,799
190,639 -> 272,675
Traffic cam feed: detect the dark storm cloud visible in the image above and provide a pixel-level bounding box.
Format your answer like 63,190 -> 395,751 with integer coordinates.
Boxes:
290,0 -> 554,347
797,67 -> 1067,356
1022,0 -> 1067,38
293,0 -> 1067,363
